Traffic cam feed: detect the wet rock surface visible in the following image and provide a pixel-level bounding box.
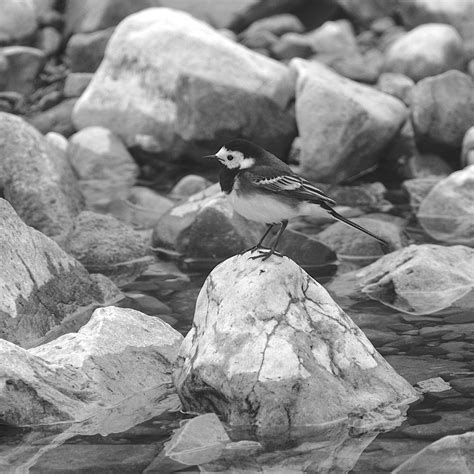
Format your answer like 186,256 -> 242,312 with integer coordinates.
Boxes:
174,255 -> 418,441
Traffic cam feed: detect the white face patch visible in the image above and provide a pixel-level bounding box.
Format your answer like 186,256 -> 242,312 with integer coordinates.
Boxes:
215,147 -> 251,170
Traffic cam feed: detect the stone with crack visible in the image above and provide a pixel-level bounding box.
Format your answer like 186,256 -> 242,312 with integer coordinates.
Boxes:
173,255 -> 418,442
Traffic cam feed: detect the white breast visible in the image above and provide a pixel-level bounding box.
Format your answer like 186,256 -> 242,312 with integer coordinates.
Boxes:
227,190 -> 299,224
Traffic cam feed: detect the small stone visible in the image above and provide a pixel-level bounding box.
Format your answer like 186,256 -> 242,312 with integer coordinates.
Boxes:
417,166 -> 474,245
337,0 -> 398,24
305,19 -> 358,55
444,313 -> 474,324
376,72 -> 414,105
0,0 -> 37,44
240,14 -> 305,39
450,377 -> 474,397
66,27 -> 114,73
384,24 -> 465,81
125,293 -> 172,316
170,175 -> 212,199
271,33 -> 313,60
240,30 -> 277,50
402,178 -> 440,213
63,72 -> 93,98
35,26 -> 62,56
404,153 -> 453,180
45,131 -> 69,151
28,98 -> 77,137
461,127 -> 474,167
1,46 -> 46,94
411,71 -> 474,149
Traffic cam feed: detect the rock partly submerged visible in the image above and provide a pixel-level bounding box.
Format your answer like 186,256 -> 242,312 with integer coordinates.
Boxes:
0,199 -> 120,348
174,254 -> 418,443
0,306 -> 183,426
73,8 -> 296,159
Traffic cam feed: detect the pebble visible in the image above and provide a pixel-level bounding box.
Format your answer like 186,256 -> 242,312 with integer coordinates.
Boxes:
450,377 -> 474,397
63,72 -> 93,98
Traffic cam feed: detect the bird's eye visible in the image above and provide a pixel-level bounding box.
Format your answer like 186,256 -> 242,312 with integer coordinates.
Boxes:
227,155 -> 234,161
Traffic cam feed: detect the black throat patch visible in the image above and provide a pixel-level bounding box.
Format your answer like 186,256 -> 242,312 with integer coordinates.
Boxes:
219,167 -> 239,194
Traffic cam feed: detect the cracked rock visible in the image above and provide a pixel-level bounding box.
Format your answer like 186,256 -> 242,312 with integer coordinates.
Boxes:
173,254 -> 418,442
0,306 -> 183,426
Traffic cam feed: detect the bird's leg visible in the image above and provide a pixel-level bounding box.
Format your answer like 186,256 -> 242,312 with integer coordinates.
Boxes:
241,224 -> 273,254
250,220 -> 288,261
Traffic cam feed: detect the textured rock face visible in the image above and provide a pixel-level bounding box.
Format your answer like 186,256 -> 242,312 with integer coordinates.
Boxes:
0,199 -> 119,347
73,8 -> 295,158
384,24 -> 465,82
0,112 -> 83,238
411,71 -> 474,149
462,127 -> 474,167
0,306 -> 183,426
290,59 -> 406,183
174,255 -> 418,440
417,166 -> 474,245
356,244 -> 474,315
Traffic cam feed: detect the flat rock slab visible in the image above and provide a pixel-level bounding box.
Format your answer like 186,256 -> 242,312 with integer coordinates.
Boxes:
0,306 -> 183,426
174,254 -> 418,442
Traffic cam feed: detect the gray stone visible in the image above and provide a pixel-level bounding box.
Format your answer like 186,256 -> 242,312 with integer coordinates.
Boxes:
417,166 -> 474,245
73,8 -> 296,159
290,59 -> 407,182
0,199 -> 119,347
0,0 -> 37,44
356,244 -> 474,315
170,174 -> 212,199
0,306 -> 183,426
394,431 -> 474,473
270,33 -> 313,60
450,377 -> 474,397
305,19 -> 358,55
376,72 -> 414,105
411,71 -> 474,149
336,0 -> 398,24
384,24 -> 465,81
174,255 -> 418,441
45,131 -> 69,151
403,178 -> 440,213
461,127 -> 474,167
66,28 -> 115,73
0,112 -> 83,238
240,14 -> 304,39
35,26 -> 62,56
67,126 -> 138,210
63,72 -> 93,98
1,46 -> 46,94
60,211 -> 153,286
28,98 -> 77,137
316,215 -> 407,266
404,153 -> 453,179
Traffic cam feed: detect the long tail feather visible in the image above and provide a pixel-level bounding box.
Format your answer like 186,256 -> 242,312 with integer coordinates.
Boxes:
325,207 -> 389,248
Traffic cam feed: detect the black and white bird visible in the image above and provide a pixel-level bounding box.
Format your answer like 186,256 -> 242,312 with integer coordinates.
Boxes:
205,139 -> 387,260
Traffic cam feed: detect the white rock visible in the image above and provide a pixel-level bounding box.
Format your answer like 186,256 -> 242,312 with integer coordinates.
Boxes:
356,244 -> 474,315
461,127 -> 474,167
0,0 -> 37,43
73,8 -> 295,158
46,131 -> 69,152
290,59 -> 407,182
174,255 -> 418,440
417,166 -> 474,245
376,72 -> 414,105
384,24 -> 465,81
411,70 -> 474,148
398,0 -> 474,59
0,306 -> 183,426
0,199 -> 120,347
67,126 -> 138,210
305,19 -> 358,55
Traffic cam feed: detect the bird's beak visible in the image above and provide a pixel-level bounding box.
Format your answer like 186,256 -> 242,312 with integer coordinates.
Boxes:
202,154 -> 217,160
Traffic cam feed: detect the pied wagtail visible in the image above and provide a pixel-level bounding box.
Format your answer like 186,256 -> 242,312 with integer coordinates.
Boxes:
205,139 -> 388,260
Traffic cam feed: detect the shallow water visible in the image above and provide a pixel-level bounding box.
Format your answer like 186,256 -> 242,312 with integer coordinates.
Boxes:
1,260 -> 473,473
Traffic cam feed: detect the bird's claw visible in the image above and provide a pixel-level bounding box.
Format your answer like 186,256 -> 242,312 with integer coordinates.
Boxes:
240,245 -> 269,255
248,248 -> 283,261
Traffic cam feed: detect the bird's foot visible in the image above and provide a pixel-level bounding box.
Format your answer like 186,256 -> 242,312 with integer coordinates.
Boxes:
248,248 -> 283,261
240,244 -> 269,255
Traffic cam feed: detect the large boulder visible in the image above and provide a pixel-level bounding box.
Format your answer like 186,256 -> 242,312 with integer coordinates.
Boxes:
417,166 -> 474,245
0,199 -> 120,347
384,24 -> 465,82
290,59 -> 407,182
355,244 -> 474,315
67,126 -> 139,211
0,112 -> 83,239
174,255 -> 418,441
73,8 -> 296,159
0,306 -> 183,426
411,71 -> 474,149
398,0 -> 474,59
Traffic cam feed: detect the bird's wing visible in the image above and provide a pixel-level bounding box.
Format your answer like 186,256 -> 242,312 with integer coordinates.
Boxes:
244,168 -> 336,206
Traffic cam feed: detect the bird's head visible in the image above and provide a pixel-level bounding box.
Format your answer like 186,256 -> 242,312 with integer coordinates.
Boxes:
204,139 -> 262,170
